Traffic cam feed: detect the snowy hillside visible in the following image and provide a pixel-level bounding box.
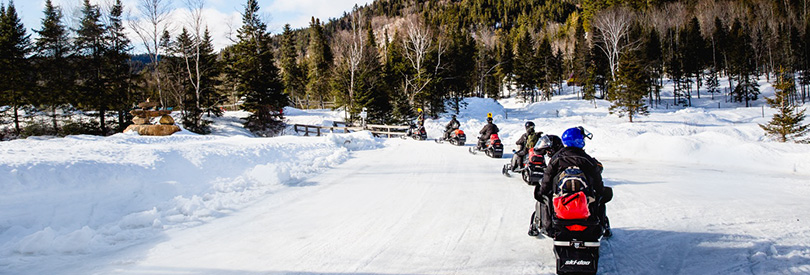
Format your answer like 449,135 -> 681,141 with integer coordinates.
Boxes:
1,78 -> 810,274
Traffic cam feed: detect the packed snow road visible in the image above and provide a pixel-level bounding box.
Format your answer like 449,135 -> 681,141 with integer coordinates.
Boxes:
38,137 -> 808,275
78,139 -> 553,274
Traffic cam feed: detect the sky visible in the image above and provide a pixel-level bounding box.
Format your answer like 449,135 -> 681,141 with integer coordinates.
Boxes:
12,0 -> 374,52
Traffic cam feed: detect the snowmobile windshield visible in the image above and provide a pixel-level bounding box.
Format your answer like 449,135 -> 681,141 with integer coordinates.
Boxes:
534,135 -> 552,149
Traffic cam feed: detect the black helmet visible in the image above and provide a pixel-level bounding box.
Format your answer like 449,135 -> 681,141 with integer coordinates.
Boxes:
486,117 -> 493,123
535,134 -> 563,156
525,121 -> 535,130
452,114 -> 457,119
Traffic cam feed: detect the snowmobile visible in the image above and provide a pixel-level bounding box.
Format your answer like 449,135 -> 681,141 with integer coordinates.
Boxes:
530,186 -> 612,274
468,133 -> 503,158
402,124 -> 428,140
435,129 -> 466,146
502,146 -> 546,185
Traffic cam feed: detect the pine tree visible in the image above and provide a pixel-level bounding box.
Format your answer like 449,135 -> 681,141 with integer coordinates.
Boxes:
198,28 -> 222,118
705,65 -> 720,100
572,19 -> 590,98
681,17 -> 706,103
535,36 -> 553,101
644,29 -> 662,105
583,61 -> 598,101
439,28 -> 475,115
494,29 -> 513,98
34,0 -> 72,134
173,27 -> 199,131
354,22 -> 391,124
0,0 -> 32,134
306,18 -> 333,108
608,49 -> 649,122
226,0 -> 288,136
104,0 -> 133,131
728,20 -> 759,107
384,31 -> 413,123
512,29 -> 535,102
280,24 -> 304,108
74,0 -> 108,134
760,71 -> 809,142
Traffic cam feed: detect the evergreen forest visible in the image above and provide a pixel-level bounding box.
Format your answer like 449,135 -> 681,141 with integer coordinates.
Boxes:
1,0 -> 809,140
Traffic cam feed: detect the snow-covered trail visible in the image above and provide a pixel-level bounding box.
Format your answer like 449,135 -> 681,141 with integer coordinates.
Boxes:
33,136 -> 810,275
603,157 -> 810,275
78,139 -> 553,274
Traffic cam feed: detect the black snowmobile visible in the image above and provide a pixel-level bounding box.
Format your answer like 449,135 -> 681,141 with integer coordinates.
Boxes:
468,133 -> 503,158
502,146 -> 546,185
530,182 -> 613,274
436,129 -> 466,146
403,123 -> 428,141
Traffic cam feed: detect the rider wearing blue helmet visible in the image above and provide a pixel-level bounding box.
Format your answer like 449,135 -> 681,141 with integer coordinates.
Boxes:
530,126 -> 611,237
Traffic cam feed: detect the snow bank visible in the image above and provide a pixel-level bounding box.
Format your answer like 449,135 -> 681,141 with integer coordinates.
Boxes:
450,96 -> 810,176
0,131 -> 383,257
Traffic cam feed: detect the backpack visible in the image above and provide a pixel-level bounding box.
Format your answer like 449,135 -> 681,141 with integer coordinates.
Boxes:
553,166 -> 592,220
526,132 -> 539,149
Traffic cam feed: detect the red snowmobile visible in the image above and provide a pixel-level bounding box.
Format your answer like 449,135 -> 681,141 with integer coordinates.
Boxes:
436,129 -> 466,146
468,133 -> 503,158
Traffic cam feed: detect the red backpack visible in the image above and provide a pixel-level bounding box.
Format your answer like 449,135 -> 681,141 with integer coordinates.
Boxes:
553,166 -> 592,220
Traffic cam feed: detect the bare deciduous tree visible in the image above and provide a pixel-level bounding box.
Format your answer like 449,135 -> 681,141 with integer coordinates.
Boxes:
592,7 -> 636,82
346,7 -> 365,115
129,0 -> 172,107
183,0 -> 205,111
402,14 -> 432,105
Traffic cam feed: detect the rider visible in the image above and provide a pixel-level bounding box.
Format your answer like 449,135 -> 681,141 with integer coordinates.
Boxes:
416,108 -> 425,127
527,134 -> 563,236
408,108 -> 425,137
531,127 -> 612,237
535,135 -> 563,157
510,121 -> 542,171
477,114 -> 499,150
444,114 -> 461,140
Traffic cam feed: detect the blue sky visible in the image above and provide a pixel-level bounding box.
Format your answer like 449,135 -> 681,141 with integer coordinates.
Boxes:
12,0 -> 373,52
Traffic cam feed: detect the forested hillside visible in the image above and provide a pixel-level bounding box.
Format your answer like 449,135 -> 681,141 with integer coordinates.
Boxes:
1,0 -> 809,140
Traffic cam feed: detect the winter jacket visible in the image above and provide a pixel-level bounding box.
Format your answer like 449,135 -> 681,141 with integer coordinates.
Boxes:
478,123 -> 499,140
535,146 -> 604,201
445,118 -> 460,131
515,130 -> 541,156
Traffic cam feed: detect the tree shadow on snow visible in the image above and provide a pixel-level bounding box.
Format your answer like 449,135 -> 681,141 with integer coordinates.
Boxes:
97,266 -> 428,275
602,178 -> 661,187
598,228 -> 810,275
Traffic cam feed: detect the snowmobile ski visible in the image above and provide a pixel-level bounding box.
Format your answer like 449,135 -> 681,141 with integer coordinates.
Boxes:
502,164 -> 512,177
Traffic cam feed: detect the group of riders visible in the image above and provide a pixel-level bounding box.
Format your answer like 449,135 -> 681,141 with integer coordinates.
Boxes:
440,113 -> 612,239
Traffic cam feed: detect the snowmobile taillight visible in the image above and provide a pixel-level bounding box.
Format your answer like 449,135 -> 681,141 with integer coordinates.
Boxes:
565,224 -> 588,231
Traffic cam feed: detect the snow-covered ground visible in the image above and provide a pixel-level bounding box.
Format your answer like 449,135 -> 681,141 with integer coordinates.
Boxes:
1,77 -> 809,274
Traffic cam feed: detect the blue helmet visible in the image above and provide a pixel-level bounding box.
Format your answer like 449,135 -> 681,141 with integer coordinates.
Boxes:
561,127 -> 585,148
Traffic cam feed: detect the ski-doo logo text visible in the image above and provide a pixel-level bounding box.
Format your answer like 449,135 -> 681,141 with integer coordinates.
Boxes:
565,260 -> 591,266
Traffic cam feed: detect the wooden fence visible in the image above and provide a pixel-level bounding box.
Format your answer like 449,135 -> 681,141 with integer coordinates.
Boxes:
293,122 -> 410,138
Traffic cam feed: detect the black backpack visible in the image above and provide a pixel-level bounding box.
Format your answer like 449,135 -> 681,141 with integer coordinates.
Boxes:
556,166 -> 590,195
